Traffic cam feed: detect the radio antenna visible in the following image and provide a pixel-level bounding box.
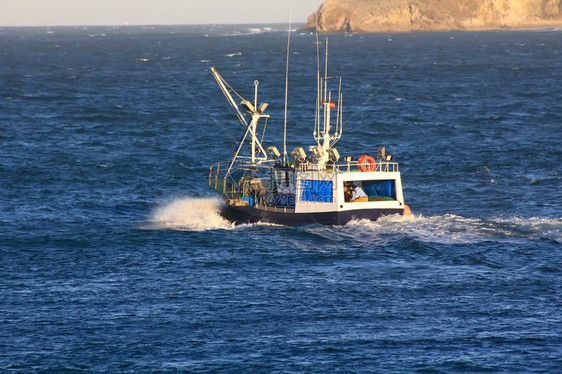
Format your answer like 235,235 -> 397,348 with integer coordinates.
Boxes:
283,10 -> 292,165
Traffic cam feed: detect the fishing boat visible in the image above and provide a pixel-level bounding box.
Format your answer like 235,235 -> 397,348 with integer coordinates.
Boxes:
208,40 -> 411,225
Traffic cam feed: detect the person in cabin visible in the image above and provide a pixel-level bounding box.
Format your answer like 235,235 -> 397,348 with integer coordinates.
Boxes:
350,184 -> 368,202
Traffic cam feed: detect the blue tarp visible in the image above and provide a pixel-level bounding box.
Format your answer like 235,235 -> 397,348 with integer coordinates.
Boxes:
300,180 -> 333,203
363,180 -> 395,199
241,196 -> 255,207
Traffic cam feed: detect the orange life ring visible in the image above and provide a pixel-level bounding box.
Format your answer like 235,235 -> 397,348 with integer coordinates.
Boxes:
358,155 -> 376,172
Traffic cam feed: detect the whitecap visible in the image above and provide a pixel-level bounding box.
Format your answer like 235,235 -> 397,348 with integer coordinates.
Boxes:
144,197 -> 233,231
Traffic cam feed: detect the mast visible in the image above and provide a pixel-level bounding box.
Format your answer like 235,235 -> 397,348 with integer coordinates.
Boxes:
312,38 -> 343,169
314,31 -> 321,140
283,11 -> 293,165
251,80 -> 259,164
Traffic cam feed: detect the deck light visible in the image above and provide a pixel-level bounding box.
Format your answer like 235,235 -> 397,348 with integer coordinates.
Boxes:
311,146 -> 325,160
241,100 -> 255,113
291,147 -> 307,162
328,148 -> 340,162
267,146 -> 281,160
378,146 -> 386,158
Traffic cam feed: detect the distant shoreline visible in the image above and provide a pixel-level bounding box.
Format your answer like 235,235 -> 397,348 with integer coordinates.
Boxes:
298,21 -> 562,34
1,22 -> 560,34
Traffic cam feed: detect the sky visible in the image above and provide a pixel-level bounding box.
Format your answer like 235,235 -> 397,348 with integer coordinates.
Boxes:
0,0 -> 325,27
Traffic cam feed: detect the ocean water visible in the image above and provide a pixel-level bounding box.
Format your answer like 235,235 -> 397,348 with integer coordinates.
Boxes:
1,24 -> 561,372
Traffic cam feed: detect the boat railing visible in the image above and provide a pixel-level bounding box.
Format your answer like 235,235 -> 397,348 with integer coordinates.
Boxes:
209,161 -> 241,198
210,159 -> 400,195
298,160 -> 399,173
337,160 -> 399,173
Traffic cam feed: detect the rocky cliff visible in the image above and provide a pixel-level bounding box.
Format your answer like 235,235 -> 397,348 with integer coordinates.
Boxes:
301,0 -> 562,33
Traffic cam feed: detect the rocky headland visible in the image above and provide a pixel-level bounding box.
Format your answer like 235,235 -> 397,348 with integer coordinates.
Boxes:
301,0 -> 562,33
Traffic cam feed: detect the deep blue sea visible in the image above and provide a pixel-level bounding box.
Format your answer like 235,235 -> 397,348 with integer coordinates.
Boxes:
1,24 -> 561,373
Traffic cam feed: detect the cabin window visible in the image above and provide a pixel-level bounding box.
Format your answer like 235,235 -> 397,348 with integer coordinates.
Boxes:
300,180 -> 334,203
344,180 -> 396,202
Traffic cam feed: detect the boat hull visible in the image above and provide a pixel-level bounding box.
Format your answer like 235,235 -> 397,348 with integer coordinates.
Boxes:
222,204 -> 404,226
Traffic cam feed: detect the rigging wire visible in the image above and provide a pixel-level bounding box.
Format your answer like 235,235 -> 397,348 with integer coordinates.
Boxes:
260,117 -> 269,145
152,59 -> 240,151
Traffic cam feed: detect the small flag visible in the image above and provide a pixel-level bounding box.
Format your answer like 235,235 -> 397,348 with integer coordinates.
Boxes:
323,100 -> 336,109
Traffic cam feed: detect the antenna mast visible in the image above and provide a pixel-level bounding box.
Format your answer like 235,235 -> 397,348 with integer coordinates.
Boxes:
283,10 -> 293,165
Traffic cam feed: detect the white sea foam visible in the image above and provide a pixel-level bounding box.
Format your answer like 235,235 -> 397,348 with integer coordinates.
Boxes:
145,197 -> 290,231
145,198 -> 562,240
146,197 -> 233,231
345,214 -> 562,245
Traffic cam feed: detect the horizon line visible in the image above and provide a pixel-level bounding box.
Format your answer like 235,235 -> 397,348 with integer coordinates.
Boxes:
0,21 -> 308,28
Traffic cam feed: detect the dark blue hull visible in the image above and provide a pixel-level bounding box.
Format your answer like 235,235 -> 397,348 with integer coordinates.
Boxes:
223,205 -> 404,226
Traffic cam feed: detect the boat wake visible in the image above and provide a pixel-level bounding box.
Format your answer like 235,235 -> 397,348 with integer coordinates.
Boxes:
344,214 -> 562,245
143,198 -> 561,242
145,197 -> 234,231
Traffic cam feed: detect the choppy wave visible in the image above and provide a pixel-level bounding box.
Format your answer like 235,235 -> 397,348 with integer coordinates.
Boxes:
344,214 -> 562,245
3,28 -> 562,373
